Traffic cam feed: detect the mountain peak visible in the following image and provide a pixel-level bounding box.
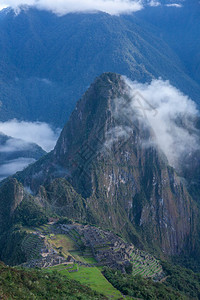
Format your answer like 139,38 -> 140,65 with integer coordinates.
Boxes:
54,72 -> 126,160
12,73 -> 197,256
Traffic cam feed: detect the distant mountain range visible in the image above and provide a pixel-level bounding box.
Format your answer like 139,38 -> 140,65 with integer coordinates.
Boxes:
0,2 -> 200,127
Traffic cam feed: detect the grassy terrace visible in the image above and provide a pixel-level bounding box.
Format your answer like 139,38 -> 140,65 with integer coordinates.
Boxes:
47,264 -> 122,299
22,223 -> 162,299
47,234 -> 77,257
23,224 -> 163,279
44,228 -> 98,264
131,251 -> 162,278
21,234 -> 44,260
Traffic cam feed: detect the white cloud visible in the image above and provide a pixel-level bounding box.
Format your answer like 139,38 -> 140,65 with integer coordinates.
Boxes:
0,4 -> 8,10
0,120 -> 60,181
108,78 -> 199,169
166,3 -> 182,7
0,119 -> 60,152
0,0 -> 143,15
104,125 -> 132,150
149,0 -> 160,7
0,137 -> 32,152
0,157 -> 36,181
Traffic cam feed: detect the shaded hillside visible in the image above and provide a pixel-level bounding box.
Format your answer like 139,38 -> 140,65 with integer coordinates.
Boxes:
136,0 -> 200,86
0,179 -> 47,235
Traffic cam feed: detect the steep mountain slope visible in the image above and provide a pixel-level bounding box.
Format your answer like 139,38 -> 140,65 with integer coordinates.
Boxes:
136,0 -> 200,85
0,178 -> 48,265
13,73 -> 198,257
0,8 -> 200,126
0,179 -> 25,234
0,178 -> 47,234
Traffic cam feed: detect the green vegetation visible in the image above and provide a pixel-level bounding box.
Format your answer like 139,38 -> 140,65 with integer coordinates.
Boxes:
103,263 -> 200,300
41,178 -> 87,222
49,265 -> 122,299
47,263 -> 79,272
131,251 -> 162,278
103,268 -> 185,299
46,229 -> 97,264
20,234 -> 44,260
47,234 -> 76,257
56,217 -> 73,224
1,221 -> 200,299
0,227 -> 44,266
82,255 -> 97,264
0,262 -> 108,300
0,227 -> 28,266
13,198 -> 48,227
162,261 -> 200,299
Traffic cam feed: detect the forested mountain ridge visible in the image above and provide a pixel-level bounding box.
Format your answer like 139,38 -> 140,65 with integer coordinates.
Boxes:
0,6 -> 199,126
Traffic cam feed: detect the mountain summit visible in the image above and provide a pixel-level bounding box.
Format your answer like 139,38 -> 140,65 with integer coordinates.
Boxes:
13,73 -> 197,256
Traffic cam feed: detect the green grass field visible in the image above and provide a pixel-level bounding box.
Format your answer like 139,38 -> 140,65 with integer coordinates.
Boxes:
67,266 -> 122,299
82,256 -> 97,264
47,234 -> 77,257
46,231 -> 97,264
48,265 -> 122,299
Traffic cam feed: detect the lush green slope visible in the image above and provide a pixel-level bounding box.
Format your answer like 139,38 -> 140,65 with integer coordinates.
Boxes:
103,263 -> 200,300
0,262 -> 108,300
1,260 -> 200,300
0,178 -> 49,266
48,265 -> 122,299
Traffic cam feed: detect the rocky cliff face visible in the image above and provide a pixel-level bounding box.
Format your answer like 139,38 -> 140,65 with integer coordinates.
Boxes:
0,179 -> 24,233
13,73 -> 197,256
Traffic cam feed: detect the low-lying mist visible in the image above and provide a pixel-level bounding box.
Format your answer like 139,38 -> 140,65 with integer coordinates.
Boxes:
0,120 -> 60,181
0,119 -> 60,152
